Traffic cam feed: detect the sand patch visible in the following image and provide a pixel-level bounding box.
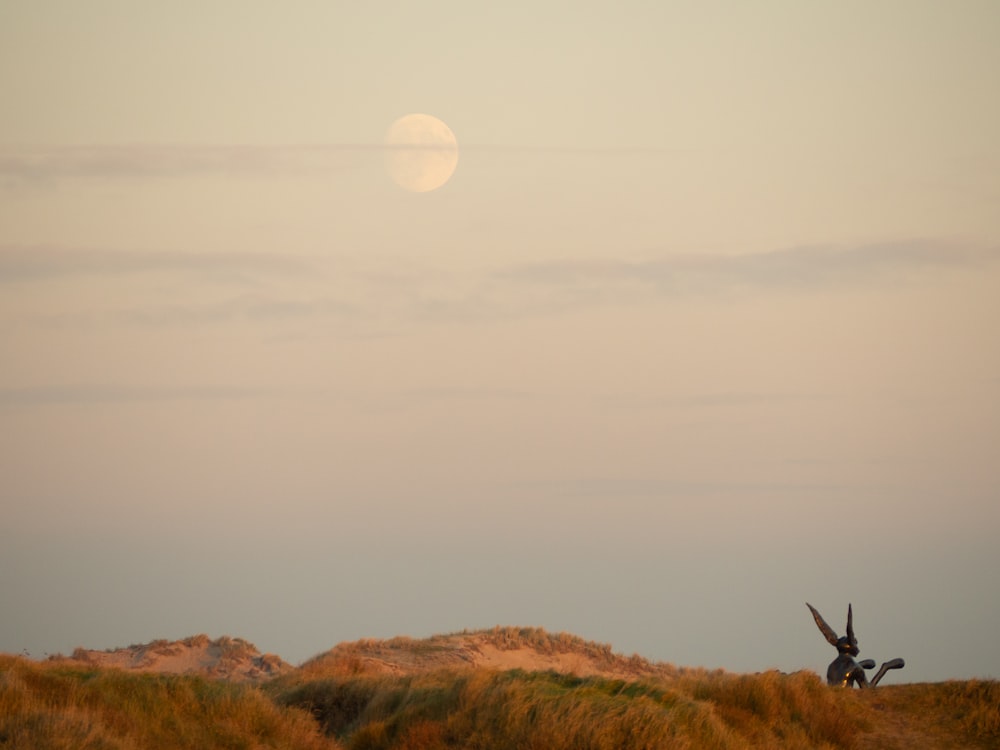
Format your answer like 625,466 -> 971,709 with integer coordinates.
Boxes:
65,635 -> 292,682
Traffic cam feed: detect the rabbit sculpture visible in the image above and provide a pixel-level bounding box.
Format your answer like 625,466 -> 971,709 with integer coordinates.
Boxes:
806,602 -> 905,688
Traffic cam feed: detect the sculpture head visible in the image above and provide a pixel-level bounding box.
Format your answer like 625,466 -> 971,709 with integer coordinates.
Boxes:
835,634 -> 859,655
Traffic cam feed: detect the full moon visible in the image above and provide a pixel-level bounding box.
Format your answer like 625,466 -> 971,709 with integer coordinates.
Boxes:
384,113 -> 459,193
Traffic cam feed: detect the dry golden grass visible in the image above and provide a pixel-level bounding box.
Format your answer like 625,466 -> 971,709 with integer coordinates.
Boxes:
0,653 -> 340,749
5,627 -> 998,749
273,629 -> 1000,750
851,679 -> 1000,750
272,666 -> 873,749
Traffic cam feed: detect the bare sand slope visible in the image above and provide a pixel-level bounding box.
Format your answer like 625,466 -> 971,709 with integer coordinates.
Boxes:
64,634 -> 293,682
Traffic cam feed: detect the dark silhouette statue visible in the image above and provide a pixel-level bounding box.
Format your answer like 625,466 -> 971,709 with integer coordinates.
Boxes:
806,602 -> 905,687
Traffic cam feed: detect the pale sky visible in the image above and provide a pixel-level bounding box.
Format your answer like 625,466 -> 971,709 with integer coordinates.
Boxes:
2,1 -> 998,683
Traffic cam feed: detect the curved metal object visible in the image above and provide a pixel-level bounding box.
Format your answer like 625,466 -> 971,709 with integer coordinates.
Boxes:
806,602 -> 905,688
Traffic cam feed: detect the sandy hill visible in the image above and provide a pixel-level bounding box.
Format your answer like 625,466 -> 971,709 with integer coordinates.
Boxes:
8,627 -> 997,748
298,626 -> 680,680
64,634 -> 293,682
56,627 -> 664,683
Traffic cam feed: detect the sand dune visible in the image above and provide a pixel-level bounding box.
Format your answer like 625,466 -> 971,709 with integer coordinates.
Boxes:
297,626 -> 678,680
58,627 -> 673,683
64,634 -> 293,682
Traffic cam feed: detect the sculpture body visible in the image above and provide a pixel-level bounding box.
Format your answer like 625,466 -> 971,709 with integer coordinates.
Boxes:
806,602 -> 905,688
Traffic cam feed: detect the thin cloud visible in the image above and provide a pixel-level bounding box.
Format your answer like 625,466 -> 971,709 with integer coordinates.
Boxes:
494,241 -> 1000,297
498,476 -> 855,499
0,144 -> 379,185
0,244 -> 312,284
346,385 -> 539,415
600,390 -> 835,410
393,240 -> 1000,326
0,384 -> 281,407
110,295 -> 357,328
396,386 -> 537,408
6,294 -> 359,332
5,240 -> 996,332
0,142 -> 674,185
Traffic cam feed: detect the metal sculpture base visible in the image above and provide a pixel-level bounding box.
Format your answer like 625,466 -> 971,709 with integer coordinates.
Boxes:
807,603 -> 905,688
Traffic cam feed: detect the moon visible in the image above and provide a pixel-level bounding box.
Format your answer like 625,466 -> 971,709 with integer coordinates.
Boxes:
384,113 -> 459,193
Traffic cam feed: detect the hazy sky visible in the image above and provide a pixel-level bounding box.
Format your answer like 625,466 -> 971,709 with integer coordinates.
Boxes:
2,2 -> 998,683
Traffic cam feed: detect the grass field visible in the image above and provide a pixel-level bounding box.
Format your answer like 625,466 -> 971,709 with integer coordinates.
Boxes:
271,667 -> 869,750
0,653 -> 338,749
3,628 -> 998,749
272,665 -> 1000,750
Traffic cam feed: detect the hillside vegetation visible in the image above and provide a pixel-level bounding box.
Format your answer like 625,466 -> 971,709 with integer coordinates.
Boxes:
0,653 -> 337,750
272,666 -> 858,749
297,626 -> 675,680
3,627 -> 999,749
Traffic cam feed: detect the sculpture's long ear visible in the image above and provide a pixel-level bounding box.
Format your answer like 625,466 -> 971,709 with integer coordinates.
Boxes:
807,603 -> 840,647
846,603 -> 857,646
